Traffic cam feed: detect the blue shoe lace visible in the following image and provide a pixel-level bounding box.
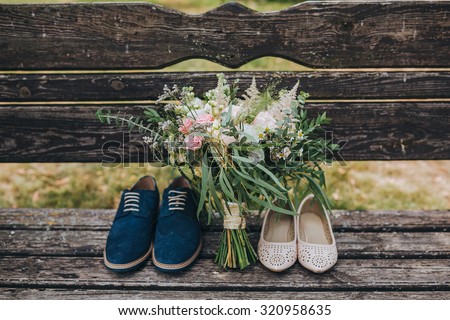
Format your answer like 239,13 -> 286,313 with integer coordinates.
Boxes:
124,192 -> 140,212
168,190 -> 187,211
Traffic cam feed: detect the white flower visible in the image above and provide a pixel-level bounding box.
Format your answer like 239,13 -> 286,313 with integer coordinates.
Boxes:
163,103 -> 175,112
143,136 -> 153,144
269,146 -> 280,161
223,104 -> 242,119
220,134 -> 236,146
192,97 -> 204,109
203,103 -> 212,114
161,120 -> 172,131
209,101 -> 223,117
212,119 -> 221,130
252,111 -> 278,132
268,81 -> 299,121
240,124 -> 259,143
297,129 -> 305,140
267,103 -> 291,122
282,147 -> 291,160
207,119 -> 221,136
233,104 -> 243,120
175,104 -> 190,115
186,108 -> 206,119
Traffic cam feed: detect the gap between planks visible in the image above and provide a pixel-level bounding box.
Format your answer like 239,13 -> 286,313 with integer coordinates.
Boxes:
0,283 -> 449,294
2,98 -> 450,106
1,209 -> 448,232
1,68 -> 450,75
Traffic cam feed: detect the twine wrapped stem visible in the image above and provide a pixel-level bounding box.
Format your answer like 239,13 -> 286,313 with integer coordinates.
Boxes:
223,202 -> 246,230
214,201 -> 257,269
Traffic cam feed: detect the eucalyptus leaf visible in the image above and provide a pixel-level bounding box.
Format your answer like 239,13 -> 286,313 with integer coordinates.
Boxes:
197,155 -> 210,217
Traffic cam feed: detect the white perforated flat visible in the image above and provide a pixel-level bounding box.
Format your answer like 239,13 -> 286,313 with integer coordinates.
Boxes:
258,209 -> 297,272
297,194 -> 337,273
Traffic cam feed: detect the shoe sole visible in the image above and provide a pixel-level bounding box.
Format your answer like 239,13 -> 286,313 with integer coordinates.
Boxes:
152,239 -> 202,273
103,244 -> 152,272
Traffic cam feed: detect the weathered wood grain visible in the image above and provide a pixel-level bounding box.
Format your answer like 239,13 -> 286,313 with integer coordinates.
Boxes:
2,72 -> 450,102
0,103 -> 448,162
1,229 -> 449,259
1,207 -> 448,296
0,256 -> 448,290
0,2 -> 449,69
1,208 -> 449,232
1,287 -> 449,300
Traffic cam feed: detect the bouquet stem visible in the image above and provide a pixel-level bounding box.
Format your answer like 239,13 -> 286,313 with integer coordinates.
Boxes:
214,202 -> 258,269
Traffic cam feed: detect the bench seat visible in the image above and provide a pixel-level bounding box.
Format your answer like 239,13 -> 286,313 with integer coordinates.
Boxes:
0,208 -> 448,299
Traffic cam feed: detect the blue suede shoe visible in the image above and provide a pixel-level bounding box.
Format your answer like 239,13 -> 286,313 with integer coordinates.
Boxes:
104,176 -> 159,272
152,176 -> 202,273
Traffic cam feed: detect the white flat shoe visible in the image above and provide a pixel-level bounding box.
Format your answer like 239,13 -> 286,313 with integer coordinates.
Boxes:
258,209 -> 297,272
297,194 -> 337,273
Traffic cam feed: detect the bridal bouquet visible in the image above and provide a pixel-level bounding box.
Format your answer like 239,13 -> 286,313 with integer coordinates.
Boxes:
96,74 -> 339,269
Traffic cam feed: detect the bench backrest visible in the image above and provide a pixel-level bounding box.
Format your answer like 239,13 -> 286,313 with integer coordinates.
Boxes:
0,1 -> 449,162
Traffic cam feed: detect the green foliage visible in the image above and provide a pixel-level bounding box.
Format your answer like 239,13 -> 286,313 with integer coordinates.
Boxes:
97,74 -> 338,222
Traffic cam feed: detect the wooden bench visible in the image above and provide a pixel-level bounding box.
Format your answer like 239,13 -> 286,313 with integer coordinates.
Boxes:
0,1 -> 449,299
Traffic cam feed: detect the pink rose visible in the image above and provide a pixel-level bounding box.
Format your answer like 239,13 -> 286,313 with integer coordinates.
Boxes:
196,114 -> 214,124
178,118 -> 194,134
185,135 -> 203,151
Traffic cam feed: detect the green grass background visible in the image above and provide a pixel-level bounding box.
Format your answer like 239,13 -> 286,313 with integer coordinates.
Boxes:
1,0 -> 448,210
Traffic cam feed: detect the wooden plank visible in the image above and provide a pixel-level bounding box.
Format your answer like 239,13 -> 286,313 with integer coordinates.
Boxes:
1,208 -> 449,232
0,256 -> 448,290
0,103 -> 449,162
1,229 -> 449,259
0,208 -> 116,231
1,287 -> 449,300
0,2 -> 449,69
332,210 -> 450,232
2,72 -> 450,102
